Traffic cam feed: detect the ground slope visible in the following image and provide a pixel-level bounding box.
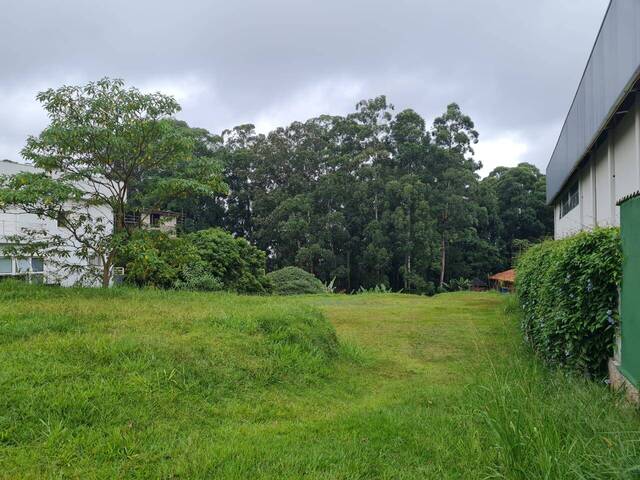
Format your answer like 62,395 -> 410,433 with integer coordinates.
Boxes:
0,284 -> 638,479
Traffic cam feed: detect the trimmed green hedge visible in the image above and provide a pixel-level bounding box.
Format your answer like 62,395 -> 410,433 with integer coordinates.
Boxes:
267,267 -> 325,295
517,228 -> 622,377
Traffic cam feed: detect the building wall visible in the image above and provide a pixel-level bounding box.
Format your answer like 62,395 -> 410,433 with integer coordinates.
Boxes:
554,100 -> 640,239
581,161 -> 595,229
0,160 -> 113,286
594,140 -> 614,226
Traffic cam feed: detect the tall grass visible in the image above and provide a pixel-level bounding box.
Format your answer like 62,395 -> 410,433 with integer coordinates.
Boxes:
458,298 -> 640,479
0,283 -> 638,478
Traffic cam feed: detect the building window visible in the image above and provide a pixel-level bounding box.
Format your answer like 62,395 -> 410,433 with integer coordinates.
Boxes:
16,258 -> 31,274
560,182 -> 579,218
150,213 -> 161,227
31,258 -> 44,273
0,255 -> 46,284
0,257 -> 12,274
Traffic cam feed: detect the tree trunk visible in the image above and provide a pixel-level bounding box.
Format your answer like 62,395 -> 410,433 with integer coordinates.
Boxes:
346,250 -> 351,292
374,194 -> 378,221
407,205 -> 412,290
439,234 -> 446,287
102,263 -> 111,288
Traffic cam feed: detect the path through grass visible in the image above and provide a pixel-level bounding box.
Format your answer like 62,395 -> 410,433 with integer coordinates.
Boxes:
0,284 -> 638,478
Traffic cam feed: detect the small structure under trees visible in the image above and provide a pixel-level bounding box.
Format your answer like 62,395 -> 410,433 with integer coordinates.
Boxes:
488,268 -> 515,292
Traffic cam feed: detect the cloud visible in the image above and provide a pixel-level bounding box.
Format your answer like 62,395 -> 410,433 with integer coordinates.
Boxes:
253,78 -> 364,133
0,83 -> 49,160
475,132 -> 530,176
0,0 -> 609,173
139,75 -> 211,105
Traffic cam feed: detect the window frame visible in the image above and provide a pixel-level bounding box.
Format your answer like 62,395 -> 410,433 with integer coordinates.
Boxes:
0,256 -> 13,275
559,181 -> 580,218
0,256 -> 45,278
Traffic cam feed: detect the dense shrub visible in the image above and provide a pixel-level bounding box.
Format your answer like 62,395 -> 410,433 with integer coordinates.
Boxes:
267,266 -> 325,295
120,229 -> 270,293
120,230 -> 203,289
173,263 -> 223,292
517,228 -> 622,376
187,228 -> 271,294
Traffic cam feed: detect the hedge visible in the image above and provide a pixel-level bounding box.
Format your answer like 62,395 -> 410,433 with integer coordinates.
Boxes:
517,228 -> 622,377
267,267 -> 325,295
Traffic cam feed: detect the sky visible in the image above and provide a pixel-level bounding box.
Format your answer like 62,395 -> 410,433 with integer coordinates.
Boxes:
1,0 -> 609,176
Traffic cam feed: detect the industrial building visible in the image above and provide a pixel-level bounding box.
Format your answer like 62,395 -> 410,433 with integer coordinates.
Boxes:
546,0 -> 640,239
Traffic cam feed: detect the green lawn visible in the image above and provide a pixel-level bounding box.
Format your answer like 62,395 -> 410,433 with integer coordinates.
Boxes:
0,283 -> 639,479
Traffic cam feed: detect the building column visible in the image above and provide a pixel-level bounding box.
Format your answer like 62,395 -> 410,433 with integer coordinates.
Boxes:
608,134 -> 616,224
591,155 -> 598,227
579,171 -> 585,229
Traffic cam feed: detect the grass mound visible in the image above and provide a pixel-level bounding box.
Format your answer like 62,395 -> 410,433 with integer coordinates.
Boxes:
266,266 -> 325,295
0,282 -> 342,477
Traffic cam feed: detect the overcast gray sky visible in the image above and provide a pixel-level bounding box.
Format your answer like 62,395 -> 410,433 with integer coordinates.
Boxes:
1,0 -> 609,175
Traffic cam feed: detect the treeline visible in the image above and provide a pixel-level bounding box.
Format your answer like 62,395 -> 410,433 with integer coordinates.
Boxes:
140,97 -> 552,293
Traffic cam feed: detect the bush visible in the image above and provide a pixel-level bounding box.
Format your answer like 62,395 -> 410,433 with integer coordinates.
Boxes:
517,228 -> 622,377
173,263 -> 223,292
267,266 -> 325,295
187,228 -> 271,294
120,230 -> 203,289
120,229 -> 270,293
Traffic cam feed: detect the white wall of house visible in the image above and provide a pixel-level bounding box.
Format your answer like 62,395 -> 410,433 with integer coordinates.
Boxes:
0,160 -> 113,286
554,99 -> 640,239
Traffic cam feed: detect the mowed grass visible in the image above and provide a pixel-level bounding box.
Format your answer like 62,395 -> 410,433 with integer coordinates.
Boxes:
0,283 -> 639,479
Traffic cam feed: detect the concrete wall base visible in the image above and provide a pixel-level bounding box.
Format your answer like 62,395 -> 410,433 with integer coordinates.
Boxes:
608,358 -> 640,405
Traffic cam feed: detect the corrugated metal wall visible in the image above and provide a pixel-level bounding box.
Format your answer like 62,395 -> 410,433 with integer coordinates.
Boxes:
546,0 -> 640,203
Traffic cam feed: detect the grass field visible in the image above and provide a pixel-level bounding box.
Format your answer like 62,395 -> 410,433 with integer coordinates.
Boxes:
0,282 -> 639,479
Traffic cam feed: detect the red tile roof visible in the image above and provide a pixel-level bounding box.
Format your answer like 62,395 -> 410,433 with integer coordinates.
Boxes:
488,269 -> 516,283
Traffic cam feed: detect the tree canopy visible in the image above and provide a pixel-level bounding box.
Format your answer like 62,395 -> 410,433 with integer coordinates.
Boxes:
0,78 -> 226,286
0,78 -> 552,291
168,96 -> 552,292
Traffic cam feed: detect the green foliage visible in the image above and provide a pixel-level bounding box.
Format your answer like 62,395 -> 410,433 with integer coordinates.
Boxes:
323,277 -> 337,293
20,78 -> 196,230
119,230 -> 203,289
188,228 -> 270,294
0,78 -> 225,287
266,266 -> 325,295
120,229 -> 270,293
482,162 -> 553,266
517,228 -> 622,376
202,98 -> 552,293
357,283 -> 395,294
173,263 -> 224,292
441,277 -> 471,292
3,80 -> 553,292
128,119 -> 229,225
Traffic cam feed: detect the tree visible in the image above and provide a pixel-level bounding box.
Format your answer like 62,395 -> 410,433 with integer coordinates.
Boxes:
429,103 -> 482,286
431,102 -> 479,157
128,119 -> 228,232
482,163 -> 553,264
0,78 -> 225,286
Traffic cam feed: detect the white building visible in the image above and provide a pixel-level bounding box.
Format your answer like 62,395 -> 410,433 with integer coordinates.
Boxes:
0,160 -> 114,286
547,0 -> 640,239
